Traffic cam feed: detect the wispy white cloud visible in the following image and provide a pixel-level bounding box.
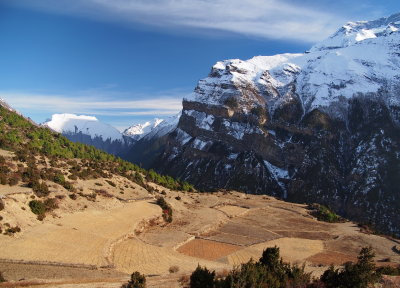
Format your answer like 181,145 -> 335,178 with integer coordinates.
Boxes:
8,0 -> 346,42
0,90 -> 183,117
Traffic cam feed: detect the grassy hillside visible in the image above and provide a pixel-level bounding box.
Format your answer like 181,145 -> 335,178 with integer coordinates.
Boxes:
0,104 -> 194,193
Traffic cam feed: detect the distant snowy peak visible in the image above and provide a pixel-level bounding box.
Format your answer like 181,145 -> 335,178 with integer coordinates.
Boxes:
142,112 -> 181,140
44,113 -> 123,142
311,12 -> 400,51
123,118 -> 164,140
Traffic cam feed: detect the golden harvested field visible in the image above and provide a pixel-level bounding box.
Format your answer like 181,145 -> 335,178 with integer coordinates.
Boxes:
0,160 -> 399,288
225,237 -> 324,266
217,205 -> 249,217
113,238 -> 229,275
0,201 -> 160,267
177,238 -> 241,261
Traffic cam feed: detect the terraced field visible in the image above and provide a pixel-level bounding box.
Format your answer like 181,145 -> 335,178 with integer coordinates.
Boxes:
113,238 -> 229,274
1,187 -> 399,287
176,239 -> 241,261
225,238 -> 324,266
0,201 -> 160,267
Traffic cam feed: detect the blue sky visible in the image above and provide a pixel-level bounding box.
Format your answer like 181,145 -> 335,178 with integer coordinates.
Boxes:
0,0 -> 399,130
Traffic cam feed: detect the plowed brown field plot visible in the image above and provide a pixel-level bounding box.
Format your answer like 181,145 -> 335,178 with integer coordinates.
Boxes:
177,239 -> 242,261
114,238 -> 229,275
234,206 -> 333,237
307,251 -> 357,266
202,222 -> 280,246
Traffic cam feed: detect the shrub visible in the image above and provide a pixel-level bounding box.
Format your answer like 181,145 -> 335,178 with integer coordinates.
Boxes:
30,180 -> 50,197
8,174 -> 19,186
0,271 -> 6,282
69,193 -> 77,200
122,271 -> 146,288
0,199 -> 4,211
169,265 -> 179,273
190,265 -> 215,288
62,181 -> 75,192
43,198 -> 58,211
106,180 -> 116,187
189,246 -> 312,288
5,225 -> 21,234
53,173 -> 65,184
308,203 -> 343,223
0,174 -> 7,185
68,174 -> 78,180
376,265 -> 400,276
95,189 -> 113,198
156,197 -> 173,223
29,200 -> 46,215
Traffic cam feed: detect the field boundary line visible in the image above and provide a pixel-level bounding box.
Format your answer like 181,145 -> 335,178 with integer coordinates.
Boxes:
0,258 -> 97,270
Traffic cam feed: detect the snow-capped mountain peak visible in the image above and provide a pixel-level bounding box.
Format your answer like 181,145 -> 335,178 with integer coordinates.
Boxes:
43,113 -> 123,142
311,12 -> 400,51
123,118 -> 164,140
188,12 -> 400,118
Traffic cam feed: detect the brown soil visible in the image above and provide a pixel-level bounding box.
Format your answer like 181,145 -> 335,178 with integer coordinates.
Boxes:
307,251 -> 357,266
177,239 -> 242,261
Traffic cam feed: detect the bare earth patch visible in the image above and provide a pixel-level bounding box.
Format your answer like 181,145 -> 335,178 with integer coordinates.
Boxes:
306,251 -> 357,266
177,238 -> 242,261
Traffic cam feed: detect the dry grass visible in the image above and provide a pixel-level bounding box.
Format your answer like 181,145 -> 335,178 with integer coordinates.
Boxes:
217,205 -> 249,217
0,201 -> 160,267
226,237 -> 324,266
113,238 -> 229,275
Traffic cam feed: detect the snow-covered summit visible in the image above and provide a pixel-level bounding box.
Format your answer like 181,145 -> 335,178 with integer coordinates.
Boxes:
142,112 -> 181,140
43,113 -> 123,142
190,12 -> 400,117
311,12 -> 400,51
123,118 -> 164,140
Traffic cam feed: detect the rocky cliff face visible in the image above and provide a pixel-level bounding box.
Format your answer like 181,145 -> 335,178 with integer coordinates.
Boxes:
148,13 -> 400,235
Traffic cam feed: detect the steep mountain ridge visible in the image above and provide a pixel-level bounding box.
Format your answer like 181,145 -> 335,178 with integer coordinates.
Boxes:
143,13 -> 400,235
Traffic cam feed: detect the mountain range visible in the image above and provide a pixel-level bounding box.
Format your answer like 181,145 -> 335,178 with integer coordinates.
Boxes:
40,13 -> 400,236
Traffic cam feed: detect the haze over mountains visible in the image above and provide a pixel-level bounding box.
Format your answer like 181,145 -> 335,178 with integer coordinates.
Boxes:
38,13 -> 400,236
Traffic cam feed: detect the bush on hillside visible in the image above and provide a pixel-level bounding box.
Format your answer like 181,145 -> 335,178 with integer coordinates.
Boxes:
0,271 -> 6,282
29,198 -> 58,219
29,180 -> 50,197
29,200 -> 46,216
190,265 -> 215,288
121,271 -> 146,288
156,197 -> 173,223
308,203 -> 344,223
0,199 -> 4,211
